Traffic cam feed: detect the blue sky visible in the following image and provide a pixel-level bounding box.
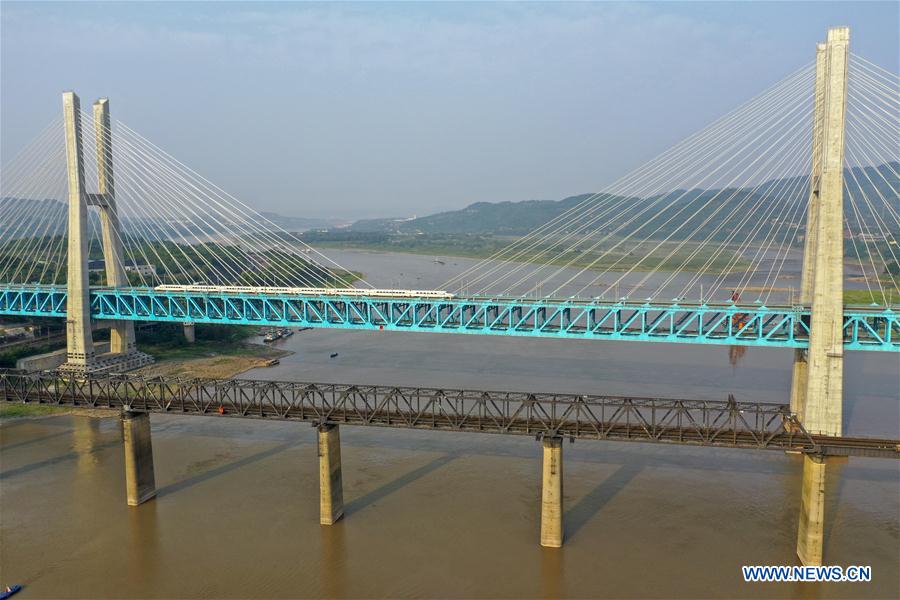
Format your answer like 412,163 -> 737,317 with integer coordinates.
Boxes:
2,1 -> 897,219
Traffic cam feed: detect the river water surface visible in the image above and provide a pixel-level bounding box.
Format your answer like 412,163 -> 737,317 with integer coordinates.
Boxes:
1,250 -> 898,599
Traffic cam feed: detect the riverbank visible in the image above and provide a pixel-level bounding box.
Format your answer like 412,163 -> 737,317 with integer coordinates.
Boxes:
135,341 -> 290,379
0,339 -> 288,417
127,322 -> 290,378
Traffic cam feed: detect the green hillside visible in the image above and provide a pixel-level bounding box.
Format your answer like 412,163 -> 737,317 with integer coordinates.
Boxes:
346,164 -> 898,239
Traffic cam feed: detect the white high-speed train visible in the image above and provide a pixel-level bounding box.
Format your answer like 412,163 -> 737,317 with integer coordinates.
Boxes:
154,284 -> 456,300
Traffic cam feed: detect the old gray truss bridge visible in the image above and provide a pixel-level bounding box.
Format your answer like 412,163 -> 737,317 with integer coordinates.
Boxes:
1,370 -> 897,460
2,368 -> 899,554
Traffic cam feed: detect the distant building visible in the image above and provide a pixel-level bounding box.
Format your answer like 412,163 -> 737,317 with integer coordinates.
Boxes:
124,260 -> 156,277
856,232 -> 885,243
86,259 -> 156,277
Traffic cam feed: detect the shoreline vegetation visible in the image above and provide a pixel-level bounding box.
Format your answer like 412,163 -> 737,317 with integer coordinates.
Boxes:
843,289 -> 900,306
0,233 -> 361,289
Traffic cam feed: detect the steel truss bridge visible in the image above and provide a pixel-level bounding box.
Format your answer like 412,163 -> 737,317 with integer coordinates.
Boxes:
1,370 -> 897,459
0,285 -> 897,351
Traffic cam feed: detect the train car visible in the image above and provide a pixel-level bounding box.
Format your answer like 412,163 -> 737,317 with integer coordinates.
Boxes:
154,284 -> 455,300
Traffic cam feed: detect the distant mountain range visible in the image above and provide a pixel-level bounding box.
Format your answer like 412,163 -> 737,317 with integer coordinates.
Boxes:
258,212 -> 339,232
0,202 -> 340,242
3,163 -> 897,242
345,163 -> 899,238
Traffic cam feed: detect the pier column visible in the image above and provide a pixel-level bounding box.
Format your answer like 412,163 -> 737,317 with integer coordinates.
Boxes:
183,322 -> 196,343
318,424 -> 344,525
540,436 -> 563,548
797,454 -> 826,566
122,410 -> 156,506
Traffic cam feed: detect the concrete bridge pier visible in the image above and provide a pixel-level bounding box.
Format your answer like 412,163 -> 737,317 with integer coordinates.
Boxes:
318,423 -> 344,525
796,454 -> 827,566
122,410 -> 156,506
183,322 -> 196,343
540,436 -> 564,548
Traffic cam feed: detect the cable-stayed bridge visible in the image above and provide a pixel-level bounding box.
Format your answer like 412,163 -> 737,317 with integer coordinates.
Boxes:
1,27 -> 898,565
1,44 -> 897,356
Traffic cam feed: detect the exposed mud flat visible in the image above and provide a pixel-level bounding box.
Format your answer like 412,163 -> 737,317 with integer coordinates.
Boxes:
134,344 -> 291,380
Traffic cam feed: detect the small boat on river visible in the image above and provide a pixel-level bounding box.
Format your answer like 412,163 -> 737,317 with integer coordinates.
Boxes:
1,585 -> 22,600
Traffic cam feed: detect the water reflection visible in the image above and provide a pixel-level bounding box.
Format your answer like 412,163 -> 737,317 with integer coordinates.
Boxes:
127,502 -> 161,588
540,546 -> 563,599
728,345 -> 747,369
73,416 -> 103,473
320,522 -> 347,599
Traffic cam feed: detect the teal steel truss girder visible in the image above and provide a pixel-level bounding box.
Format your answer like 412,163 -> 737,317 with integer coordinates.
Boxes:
0,286 -> 896,351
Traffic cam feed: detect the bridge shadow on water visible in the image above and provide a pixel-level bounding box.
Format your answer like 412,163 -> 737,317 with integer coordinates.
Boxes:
0,437 -> 121,480
155,439 -> 302,499
564,461 -> 645,542
1,429 -> 72,452
344,452 -> 459,517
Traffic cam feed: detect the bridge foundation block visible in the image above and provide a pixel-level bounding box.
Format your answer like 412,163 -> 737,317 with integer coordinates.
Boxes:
318,423 -> 344,525
122,410 -> 156,506
183,322 -> 196,344
797,454 -> 827,566
540,436 -> 563,548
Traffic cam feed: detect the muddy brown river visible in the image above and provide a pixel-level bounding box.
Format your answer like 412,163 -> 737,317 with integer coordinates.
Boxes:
1,251 -> 898,598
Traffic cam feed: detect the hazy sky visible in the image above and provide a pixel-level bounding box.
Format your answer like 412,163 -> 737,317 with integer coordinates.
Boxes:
2,1 -> 897,220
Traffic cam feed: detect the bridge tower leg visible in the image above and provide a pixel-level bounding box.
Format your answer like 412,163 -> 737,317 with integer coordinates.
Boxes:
794,26 -> 850,567
123,410 -> 157,506
60,91 -> 96,373
90,99 -> 153,370
789,42 -> 827,418
59,92 -> 152,374
318,423 -> 344,525
540,436 -> 564,548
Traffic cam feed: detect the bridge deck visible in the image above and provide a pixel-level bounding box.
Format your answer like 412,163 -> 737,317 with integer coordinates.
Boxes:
0,285 -> 897,351
2,370 -> 897,458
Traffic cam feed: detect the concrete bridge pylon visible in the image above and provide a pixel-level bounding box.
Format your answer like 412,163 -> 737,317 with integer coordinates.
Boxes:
792,26 -> 850,568
58,91 -> 153,374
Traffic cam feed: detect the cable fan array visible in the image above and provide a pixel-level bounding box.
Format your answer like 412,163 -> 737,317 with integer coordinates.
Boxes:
443,54 -> 898,306
844,54 -> 900,305
0,112 -> 367,290
1,54 -> 897,306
